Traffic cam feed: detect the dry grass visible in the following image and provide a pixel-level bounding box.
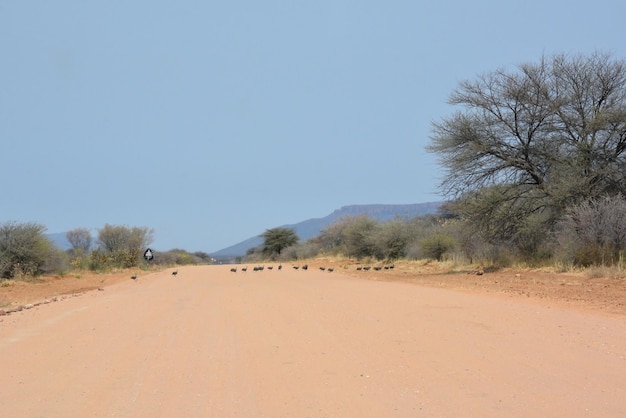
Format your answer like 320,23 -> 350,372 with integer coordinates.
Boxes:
586,266 -> 626,280
0,279 -> 16,288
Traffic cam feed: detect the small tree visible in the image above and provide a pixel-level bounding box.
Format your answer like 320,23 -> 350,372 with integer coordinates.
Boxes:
0,221 -> 53,279
97,224 -> 154,268
261,228 -> 299,260
66,228 -> 93,269
66,228 -> 92,254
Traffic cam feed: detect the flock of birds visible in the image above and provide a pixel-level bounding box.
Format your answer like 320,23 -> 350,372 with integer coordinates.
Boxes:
133,264 -> 395,280
230,264 -> 336,273
356,264 -> 395,271
229,264 -> 395,273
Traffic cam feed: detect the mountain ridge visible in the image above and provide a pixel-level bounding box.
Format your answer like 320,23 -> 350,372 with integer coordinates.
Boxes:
211,202 -> 443,259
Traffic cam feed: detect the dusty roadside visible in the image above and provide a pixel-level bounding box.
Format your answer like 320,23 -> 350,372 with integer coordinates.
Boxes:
2,261 -> 625,316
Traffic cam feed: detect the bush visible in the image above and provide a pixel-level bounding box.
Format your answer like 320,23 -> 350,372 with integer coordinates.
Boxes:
369,220 -> 409,260
280,241 -> 321,261
152,249 -> 209,265
405,241 -> 423,260
421,233 -> 456,261
44,248 -> 70,276
555,194 -> 626,266
0,221 -> 54,279
341,216 -> 378,259
88,248 -> 110,271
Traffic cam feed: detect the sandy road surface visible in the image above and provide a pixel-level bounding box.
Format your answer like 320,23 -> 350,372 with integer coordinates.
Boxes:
1,265 -> 626,417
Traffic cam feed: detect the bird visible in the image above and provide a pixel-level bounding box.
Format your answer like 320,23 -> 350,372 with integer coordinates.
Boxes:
278,264 -> 282,270
241,267 -> 247,272
302,264 -> 308,270
172,270 -> 178,276
131,274 -> 137,280
356,266 -> 362,271
230,267 -> 237,273
319,266 -> 326,271
328,268 -> 334,273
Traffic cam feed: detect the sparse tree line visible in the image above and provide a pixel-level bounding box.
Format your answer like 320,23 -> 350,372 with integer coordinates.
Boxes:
246,192 -> 626,269
0,223 -> 212,280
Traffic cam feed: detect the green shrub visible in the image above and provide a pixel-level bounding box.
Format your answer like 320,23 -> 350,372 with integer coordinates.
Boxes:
421,233 -> 456,261
0,221 -> 54,279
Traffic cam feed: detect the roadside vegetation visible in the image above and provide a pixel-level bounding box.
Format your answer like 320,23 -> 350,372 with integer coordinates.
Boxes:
245,195 -> 625,275
245,52 -> 626,275
0,222 -> 212,281
2,52 -> 625,281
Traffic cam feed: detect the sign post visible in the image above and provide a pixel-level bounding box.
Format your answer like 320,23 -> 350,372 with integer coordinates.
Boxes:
143,248 -> 154,268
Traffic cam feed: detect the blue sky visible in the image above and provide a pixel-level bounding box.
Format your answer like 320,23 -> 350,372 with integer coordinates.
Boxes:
2,1 -> 626,253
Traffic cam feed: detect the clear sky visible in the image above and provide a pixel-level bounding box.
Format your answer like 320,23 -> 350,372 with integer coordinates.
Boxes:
2,1 -> 626,253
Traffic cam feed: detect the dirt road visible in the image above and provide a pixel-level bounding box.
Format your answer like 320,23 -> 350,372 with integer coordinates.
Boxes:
1,265 -> 626,417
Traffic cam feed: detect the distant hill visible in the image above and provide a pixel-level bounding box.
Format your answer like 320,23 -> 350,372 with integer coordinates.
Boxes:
46,232 -> 96,251
46,232 -> 71,251
211,202 -> 443,260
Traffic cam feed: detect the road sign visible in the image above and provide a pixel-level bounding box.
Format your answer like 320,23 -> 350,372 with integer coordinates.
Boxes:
143,248 -> 154,261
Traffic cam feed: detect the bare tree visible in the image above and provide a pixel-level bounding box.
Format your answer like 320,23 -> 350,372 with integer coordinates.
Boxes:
428,52 -> 626,251
66,228 -> 92,253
